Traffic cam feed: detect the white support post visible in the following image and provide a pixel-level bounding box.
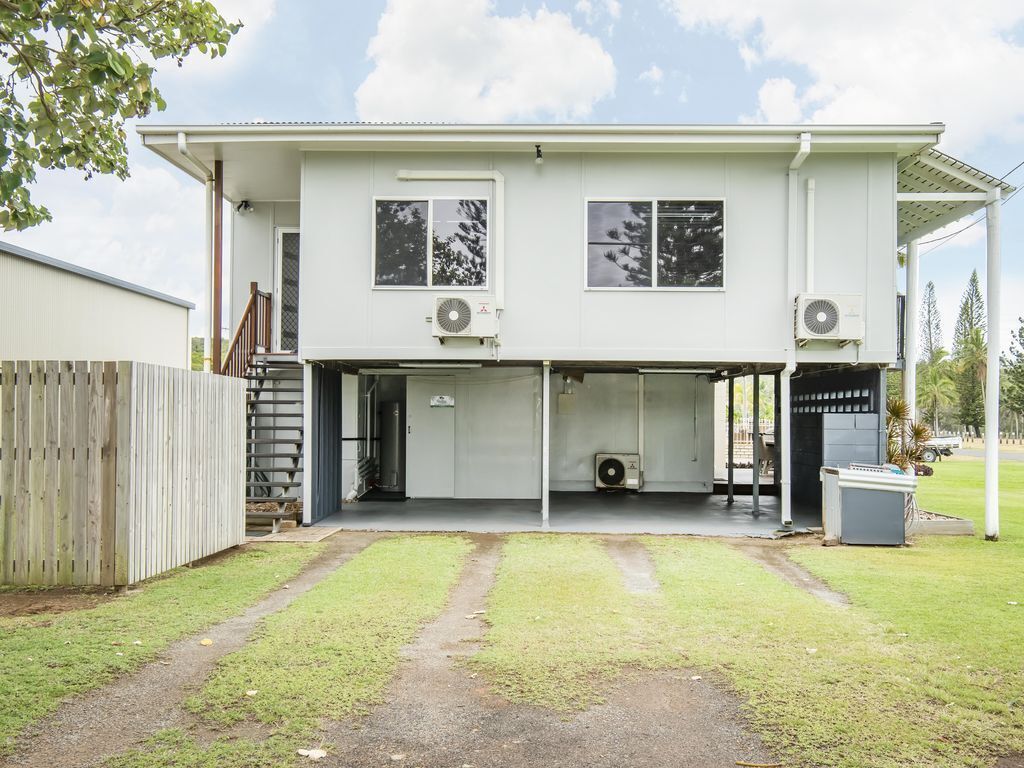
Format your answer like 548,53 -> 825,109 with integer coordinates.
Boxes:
904,239 -> 920,422
780,353 -> 796,526
302,363 -> 314,526
541,362 -> 551,530
984,191 -> 1001,541
752,371 -> 760,515
727,379 -> 735,504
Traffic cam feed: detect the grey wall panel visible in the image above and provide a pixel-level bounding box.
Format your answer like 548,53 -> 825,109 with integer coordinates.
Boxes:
229,202 -> 299,333
296,150 -> 898,365
550,373 -> 639,491
309,365 -> 343,522
454,368 -> 541,499
642,374 -> 714,492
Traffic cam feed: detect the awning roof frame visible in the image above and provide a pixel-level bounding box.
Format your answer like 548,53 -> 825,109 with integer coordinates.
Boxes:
897,149 -> 1015,245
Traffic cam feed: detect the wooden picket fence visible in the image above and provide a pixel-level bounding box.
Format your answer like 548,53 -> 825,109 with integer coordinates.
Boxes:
0,361 -> 245,586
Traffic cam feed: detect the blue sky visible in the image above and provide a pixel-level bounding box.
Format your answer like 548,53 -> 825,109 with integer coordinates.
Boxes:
5,0 -> 1022,350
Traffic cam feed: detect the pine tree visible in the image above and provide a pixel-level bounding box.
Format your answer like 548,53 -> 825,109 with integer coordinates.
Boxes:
952,271 -> 987,435
953,270 -> 986,356
919,281 -> 943,360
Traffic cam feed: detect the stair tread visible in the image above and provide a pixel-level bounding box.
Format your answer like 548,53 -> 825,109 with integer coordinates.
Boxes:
247,480 -> 302,488
246,496 -> 298,505
247,438 -> 303,444
247,425 -> 304,431
247,452 -> 303,459
247,467 -> 304,474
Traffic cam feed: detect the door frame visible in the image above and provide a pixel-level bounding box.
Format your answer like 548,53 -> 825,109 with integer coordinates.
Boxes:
273,226 -> 300,352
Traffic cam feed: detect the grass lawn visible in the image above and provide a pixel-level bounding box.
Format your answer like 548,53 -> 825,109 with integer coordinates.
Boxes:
474,463 -> 1023,767
0,543 -> 321,757
107,535 -> 472,768
470,535 -> 675,709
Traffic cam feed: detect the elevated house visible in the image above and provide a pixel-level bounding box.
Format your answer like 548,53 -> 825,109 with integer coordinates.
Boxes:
137,123 -> 1011,536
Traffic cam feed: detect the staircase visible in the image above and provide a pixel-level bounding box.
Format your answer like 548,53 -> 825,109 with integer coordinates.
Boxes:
245,353 -> 304,528
221,282 -> 304,531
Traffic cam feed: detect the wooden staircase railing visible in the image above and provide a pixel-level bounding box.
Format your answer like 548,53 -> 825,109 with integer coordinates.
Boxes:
223,282 -> 272,378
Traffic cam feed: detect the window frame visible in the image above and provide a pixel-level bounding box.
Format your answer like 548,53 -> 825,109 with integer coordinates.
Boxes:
583,197 -> 726,292
371,195 -> 491,291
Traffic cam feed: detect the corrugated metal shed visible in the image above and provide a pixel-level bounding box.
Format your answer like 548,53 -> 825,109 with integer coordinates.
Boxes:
0,242 -> 193,368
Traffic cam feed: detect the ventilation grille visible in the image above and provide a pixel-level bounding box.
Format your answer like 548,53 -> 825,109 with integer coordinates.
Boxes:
597,457 -> 626,487
435,297 -> 472,334
802,298 -> 840,336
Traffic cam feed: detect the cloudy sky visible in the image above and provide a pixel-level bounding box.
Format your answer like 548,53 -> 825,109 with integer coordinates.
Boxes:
5,0 -> 1023,349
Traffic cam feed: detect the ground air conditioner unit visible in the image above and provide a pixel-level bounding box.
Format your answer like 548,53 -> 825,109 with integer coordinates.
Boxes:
595,453 -> 642,490
795,293 -> 865,346
432,296 -> 498,340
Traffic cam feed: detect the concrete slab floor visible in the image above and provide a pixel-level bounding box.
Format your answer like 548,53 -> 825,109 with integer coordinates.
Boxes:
315,492 -> 819,538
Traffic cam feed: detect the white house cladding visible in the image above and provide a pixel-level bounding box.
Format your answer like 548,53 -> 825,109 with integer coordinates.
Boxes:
136,123 -> 1008,533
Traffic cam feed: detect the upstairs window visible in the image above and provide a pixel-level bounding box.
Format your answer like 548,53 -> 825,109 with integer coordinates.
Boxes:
374,198 -> 488,288
586,199 -> 724,289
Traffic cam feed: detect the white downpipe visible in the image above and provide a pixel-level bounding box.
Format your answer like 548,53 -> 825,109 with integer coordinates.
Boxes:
780,352 -> 797,526
177,132 -> 214,372
637,373 -> 645,480
396,169 -> 506,311
984,190 -> 1001,541
541,362 -> 551,529
904,239 -> 920,422
805,178 -> 816,294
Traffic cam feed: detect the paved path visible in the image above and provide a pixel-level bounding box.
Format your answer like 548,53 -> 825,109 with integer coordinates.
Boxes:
957,449 -> 1024,462
322,534 -> 777,768
2,532 -> 384,768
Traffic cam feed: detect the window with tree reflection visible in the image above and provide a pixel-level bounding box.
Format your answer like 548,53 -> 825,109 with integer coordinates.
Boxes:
586,199 -> 724,288
374,198 -> 488,288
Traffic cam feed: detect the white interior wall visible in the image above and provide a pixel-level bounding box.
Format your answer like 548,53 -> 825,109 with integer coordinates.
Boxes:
550,372 -> 713,492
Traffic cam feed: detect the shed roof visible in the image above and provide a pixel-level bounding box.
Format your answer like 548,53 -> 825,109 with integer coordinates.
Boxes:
0,241 -> 195,310
897,149 -> 1016,245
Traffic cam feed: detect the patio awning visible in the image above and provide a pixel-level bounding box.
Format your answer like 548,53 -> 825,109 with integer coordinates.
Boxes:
897,149 -> 1015,245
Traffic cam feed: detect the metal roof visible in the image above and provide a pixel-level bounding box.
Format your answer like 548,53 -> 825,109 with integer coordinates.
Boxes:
897,148 -> 1016,245
0,241 -> 195,310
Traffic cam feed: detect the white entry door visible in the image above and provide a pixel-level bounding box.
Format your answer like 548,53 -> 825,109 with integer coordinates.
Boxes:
406,376 -> 456,498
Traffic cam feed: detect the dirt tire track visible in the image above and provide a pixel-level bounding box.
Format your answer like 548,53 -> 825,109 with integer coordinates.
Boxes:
2,532 -> 385,768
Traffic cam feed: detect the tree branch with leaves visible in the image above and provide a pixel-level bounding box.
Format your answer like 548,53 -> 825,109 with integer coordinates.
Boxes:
1,0 -> 240,230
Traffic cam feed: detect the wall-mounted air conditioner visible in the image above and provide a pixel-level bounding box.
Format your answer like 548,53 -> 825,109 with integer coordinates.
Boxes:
795,293 -> 864,346
432,296 -> 498,340
595,453 -> 641,490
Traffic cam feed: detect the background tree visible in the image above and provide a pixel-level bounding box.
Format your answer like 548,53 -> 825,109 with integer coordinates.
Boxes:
1,1 -> 239,230
375,201 -> 428,285
917,348 -> 955,433
1005,317 -> 1024,430
432,199 -> 487,287
920,280 -> 943,360
952,271 -> 987,435
656,201 -> 724,286
598,202 -> 652,286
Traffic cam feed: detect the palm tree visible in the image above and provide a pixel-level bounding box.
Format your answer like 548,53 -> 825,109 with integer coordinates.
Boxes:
917,348 -> 955,433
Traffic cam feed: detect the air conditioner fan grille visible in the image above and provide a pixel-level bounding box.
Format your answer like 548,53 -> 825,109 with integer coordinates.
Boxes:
436,297 -> 472,334
803,299 -> 840,336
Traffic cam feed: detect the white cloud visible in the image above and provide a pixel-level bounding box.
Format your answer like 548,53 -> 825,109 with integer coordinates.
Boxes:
638,63 -> 664,95
576,0 -> 620,25
162,0 -> 278,80
356,0 -> 616,122
663,0 -> 1024,149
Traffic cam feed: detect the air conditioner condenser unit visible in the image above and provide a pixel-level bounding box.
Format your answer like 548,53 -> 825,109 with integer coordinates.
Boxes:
595,453 -> 642,490
432,295 -> 498,339
794,293 -> 864,345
